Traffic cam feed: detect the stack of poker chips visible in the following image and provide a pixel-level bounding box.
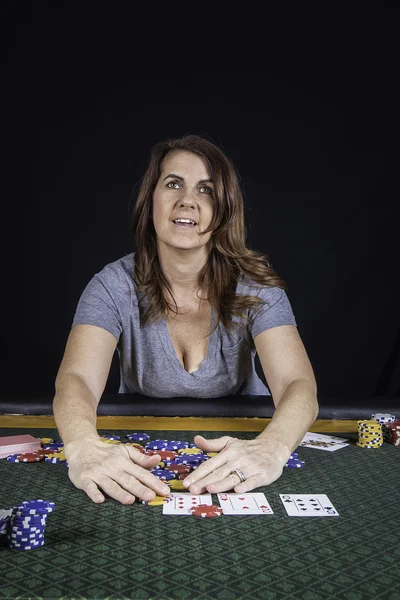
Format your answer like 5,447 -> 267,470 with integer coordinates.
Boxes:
6,500 -> 55,551
356,420 -> 383,448
371,413 -> 400,447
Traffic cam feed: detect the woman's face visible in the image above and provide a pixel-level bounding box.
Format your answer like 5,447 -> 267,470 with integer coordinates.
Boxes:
152,150 -> 214,252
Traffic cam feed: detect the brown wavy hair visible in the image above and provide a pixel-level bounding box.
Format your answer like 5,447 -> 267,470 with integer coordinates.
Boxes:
131,134 -> 288,337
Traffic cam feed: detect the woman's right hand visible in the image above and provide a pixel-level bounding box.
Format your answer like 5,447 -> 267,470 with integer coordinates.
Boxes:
64,437 -> 171,504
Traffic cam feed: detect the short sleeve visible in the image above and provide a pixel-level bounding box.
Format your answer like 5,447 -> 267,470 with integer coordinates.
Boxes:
249,286 -> 297,339
72,273 -> 123,342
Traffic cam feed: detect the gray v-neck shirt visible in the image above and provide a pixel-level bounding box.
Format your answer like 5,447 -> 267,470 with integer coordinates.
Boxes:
72,253 -> 297,397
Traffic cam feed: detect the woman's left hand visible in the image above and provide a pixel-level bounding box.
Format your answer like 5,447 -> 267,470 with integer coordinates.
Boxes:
182,434 -> 288,494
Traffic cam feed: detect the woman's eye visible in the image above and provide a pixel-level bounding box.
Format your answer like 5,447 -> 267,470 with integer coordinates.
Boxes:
166,181 -> 212,194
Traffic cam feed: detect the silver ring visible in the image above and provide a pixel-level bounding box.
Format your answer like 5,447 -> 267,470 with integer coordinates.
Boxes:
231,468 -> 246,483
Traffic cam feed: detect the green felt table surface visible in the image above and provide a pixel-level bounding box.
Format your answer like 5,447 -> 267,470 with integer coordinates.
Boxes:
0,428 -> 400,600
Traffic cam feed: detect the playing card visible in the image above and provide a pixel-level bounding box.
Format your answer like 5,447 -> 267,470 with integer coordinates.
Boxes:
299,432 -> 349,451
217,493 -> 273,515
162,493 -> 213,515
280,494 -> 339,517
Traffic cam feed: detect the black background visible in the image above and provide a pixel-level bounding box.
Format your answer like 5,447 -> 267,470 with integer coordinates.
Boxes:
3,4 -> 398,400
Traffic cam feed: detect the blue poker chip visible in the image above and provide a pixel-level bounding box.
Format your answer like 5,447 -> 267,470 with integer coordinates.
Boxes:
149,469 -> 176,480
13,500 -> 55,516
100,434 -> 121,440
9,539 -> 45,550
19,500 -> 55,508
6,455 -> 21,462
11,516 -> 48,525
164,441 -> 190,450
42,443 -> 64,450
285,459 -> 305,468
145,440 -> 169,450
9,531 -> 44,540
11,517 -> 47,525
127,433 -> 150,442
173,455 -> 202,465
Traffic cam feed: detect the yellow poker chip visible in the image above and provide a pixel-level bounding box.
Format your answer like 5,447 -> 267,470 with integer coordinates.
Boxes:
124,442 -> 144,450
178,448 -> 203,455
100,438 -> 121,444
168,479 -> 186,491
39,438 -> 54,445
207,452 -> 219,457
141,495 -> 168,506
47,452 -> 66,459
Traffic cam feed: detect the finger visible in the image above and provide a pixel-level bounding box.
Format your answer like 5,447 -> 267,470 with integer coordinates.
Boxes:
205,471 -> 247,494
186,463 -> 236,494
94,475 -> 138,504
77,478 -> 106,504
183,453 -> 232,490
193,434 -> 234,453
233,476 -> 261,494
124,446 -> 161,467
122,465 -> 171,498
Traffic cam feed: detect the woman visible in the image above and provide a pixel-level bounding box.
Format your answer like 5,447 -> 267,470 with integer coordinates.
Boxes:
54,134 -> 318,505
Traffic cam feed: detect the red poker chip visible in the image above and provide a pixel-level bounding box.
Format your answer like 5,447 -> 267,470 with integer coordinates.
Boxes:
164,464 -> 191,474
17,453 -> 42,463
34,449 -> 51,457
147,450 -> 178,460
191,504 -> 223,518
178,473 -> 190,480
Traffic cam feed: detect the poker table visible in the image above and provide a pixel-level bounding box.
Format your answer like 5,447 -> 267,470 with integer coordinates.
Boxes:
1,420 -> 400,600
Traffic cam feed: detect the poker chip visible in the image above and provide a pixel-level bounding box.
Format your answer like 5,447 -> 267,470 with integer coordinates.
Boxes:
173,455 -> 202,465
145,440 -> 170,450
42,443 -> 64,451
164,464 -> 192,474
127,433 -> 150,442
100,434 -> 121,440
141,495 -> 169,506
167,480 -> 186,491
15,500 -> 55,514
6,454 -> 22,462
99,438 -> 121,445
17,453 -> 43,463
191,504 -> 223,518
164,441 -> 190,451
39,437 -> 54,445
285,458 -> 305,468
124,442 -> 146,452
177,447 -> 204,455
146,450 -> 178,460
150,469 -> 176,481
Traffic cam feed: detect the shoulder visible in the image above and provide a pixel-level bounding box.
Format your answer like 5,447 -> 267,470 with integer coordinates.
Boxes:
236,275 -> 288,305
95,252 -> 136,288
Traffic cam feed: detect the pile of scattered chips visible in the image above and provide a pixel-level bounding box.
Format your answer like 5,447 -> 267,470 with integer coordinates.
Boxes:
6,439 -> 67,465
5,500 -> 55,551
371,413 -> 400,447
356,420 -> 383,448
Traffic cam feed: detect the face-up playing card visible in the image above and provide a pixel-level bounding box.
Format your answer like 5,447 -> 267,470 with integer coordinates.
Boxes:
280,494 -> 339,517
299,432 -> 349,451
162,493 -> 213,515
217,493 -> 273,515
